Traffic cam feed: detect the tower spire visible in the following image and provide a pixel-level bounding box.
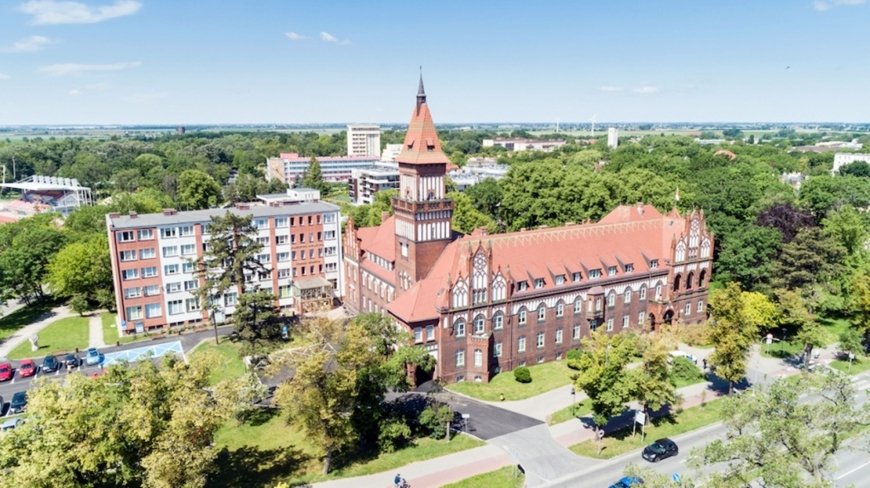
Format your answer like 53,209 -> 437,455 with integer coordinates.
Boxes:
417,66 -> 426,112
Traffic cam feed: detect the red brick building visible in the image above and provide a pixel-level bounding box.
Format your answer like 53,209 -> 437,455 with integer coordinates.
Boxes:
343,78 -> 714,383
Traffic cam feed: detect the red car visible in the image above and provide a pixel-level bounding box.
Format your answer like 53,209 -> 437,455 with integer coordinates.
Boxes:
0,362 -> 12,381
18,359 -> 36,378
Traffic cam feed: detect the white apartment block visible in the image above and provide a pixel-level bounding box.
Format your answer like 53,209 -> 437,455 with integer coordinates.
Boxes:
607,127 -> 619,149
347,124 -> 381,158
833,153 -> 870,174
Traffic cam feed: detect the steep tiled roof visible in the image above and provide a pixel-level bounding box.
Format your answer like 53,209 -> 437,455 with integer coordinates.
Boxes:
362,215 -> 396,262
397,86 -> 450,166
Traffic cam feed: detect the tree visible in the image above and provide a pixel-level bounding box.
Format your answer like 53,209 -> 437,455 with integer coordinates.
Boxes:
740,290 -> 779,332
0,215 -> 66,301
630,333 -> 677,427
715,225 -> 782,291
464,177 -> 503,222
301,156 -> 328,193
572,329 -> 634,451
708,283 -> 758,393
822,205 -> 867,256
848,268 -> 870,342
0,357 -> 235,488
756,203 -> 815,244
196,212 -> 268,342
176,169 -> 222,210
224,173 -> 286,203
776,289 -> 824,368
839,327 -> 865,360
447,191 -> 496,234
839,160 -> 870,177
232,289 -> 285,357
691,370 -> 870,488
47,234 -> 113,310
773,227 -> 845,291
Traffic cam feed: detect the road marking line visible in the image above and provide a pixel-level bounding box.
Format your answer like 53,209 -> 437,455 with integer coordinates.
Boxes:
835,460 -> 870,480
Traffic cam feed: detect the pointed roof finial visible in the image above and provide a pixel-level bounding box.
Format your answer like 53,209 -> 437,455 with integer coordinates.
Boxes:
416,66 -> 426,111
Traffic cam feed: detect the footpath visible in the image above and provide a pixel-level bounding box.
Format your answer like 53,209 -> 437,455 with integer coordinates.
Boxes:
0,304 -> 75,359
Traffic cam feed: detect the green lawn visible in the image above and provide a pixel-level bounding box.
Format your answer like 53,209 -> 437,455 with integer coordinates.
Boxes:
570,398 -> 725,459
547,399 -> 593,425
8,316 -> 90,360
762,316 -> 853,359
443,466 -> 525,488
448,360 -> 574,401
210,408 -> 484,487
830,354 -> 870,375
0,300 -> 57,343
191,339 -> 247,385
101,312 -> 147,345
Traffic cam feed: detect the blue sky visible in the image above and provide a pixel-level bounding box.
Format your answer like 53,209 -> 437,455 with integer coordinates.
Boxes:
0,0 -> 868,124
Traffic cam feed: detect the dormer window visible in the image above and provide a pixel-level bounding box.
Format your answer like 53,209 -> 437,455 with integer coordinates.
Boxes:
650,259 -> 659,269
607,266 -> 617,277
517,281 -> 529,291
625,263 -> 634,273
534,278 -> 545,289
589,269 -> 601,279
572,272 -> 581,282
555,275 -> 565,285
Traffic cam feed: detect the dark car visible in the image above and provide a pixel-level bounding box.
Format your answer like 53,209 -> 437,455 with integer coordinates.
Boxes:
0,362 -> 11,382
642,438 -> 679,462
18,359 -> 36,378
609,477 -> 644,488
9,391 -> 27,414
64,353 -> 79,370
42,355 -> 60,374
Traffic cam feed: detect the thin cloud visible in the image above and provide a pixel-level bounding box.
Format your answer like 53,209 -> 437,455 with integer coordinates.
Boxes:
20,0 -> 142,25
598,85 -> 623,92
320,31 -> 338,42
39,61 -> 142,77
1,35 -> 53,53
0,73 -> 10,80
814,0 -> 865,10
68,88 -> 82,96
632,85 -> 659,94
285,31 -> 307,41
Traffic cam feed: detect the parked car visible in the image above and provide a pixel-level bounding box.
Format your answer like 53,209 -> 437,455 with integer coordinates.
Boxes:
64,353 -> 79,370
610,476 -> 644,488
642,438 -> 679,462
0,362 -> 12,381
85,348 -> 101,367
0,418 -> 24,431
668,350 -> 697,364
42,355 -> 60,374
17,359 -> 36,378
9,391 -> 26,414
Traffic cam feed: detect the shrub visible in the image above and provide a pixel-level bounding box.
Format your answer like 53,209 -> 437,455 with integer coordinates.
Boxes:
378,419 -> 412,453
513,366 -> 532,383
676,324 -> 712,347
566,349 -> 583,369
670,356 -> 704,385
419,404 -> 453,439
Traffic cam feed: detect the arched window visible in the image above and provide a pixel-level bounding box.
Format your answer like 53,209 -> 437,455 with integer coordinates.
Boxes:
673,274 -> 682,293
518,308 -> 527,325
556,301 -> 564,317
639,286 -> 647,300
537,304 -> 546,322
676,242 -> 686,262
700,239 -> 711,258
607,291 -> 616,307
574,297 -> 582,314
623,288 -> 632,304
699,269 -> 707,288
473,314 -> 485,335
474,349 -> 483,367
655,283 -> 663,300
493,312 -> 504,330
686,272 -> 694,289
454,319 -> 466,337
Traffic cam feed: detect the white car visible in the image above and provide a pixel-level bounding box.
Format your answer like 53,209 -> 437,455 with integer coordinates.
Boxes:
668,350 -> 698,364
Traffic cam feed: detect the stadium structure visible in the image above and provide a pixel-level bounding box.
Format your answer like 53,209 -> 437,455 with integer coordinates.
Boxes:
0,175 -> 93,222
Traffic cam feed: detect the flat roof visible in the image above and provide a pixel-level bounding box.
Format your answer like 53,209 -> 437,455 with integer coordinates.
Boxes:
0,175 -> 90,191
109,201 -> 339,229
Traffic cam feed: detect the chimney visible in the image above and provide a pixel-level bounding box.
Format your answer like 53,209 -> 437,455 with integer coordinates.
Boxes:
162,208 -> 177,216
235,203 -> 250,210
108,212 -> 121,219
129,211 -> 138,219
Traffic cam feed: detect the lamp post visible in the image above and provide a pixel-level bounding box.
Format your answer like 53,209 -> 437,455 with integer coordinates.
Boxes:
849,351 -> 855,372
570,386 -> 576,416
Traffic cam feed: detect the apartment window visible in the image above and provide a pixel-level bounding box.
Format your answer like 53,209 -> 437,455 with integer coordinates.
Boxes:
117,231 -> 135,243
160,227 -> 177,239
650,259 -> 659,269
254,219 -> 267,230
183,262 -> 196,273
684,303 -> 692,316
324,230 -> 336,239
494,342 -> 502,357
275,217 -> 288,228
184,280 -> 199,291
186,297 -> 200,312
606,318 -> 614,331
536,331 -> 545,348
493,313 -> 503,330
572,272 -> 581,282
556,302 -> 564,317
555,275 -> 565,285
607,292 -> 616,307
624,289 -> 632,304
201,223 -> 209,233
278,285 -> 292,299
291,234 -> 296,244
224,293 -> 237,307
555,329 -> 563,344
178,225 -> 194,237
537,305 -> 546,322
258,253 -> 271,264
126,306 -> 143,320
638,312 -> 646,325
573,324 -> 581,340
140,248 -> 155,259
655,284 -> 663,300
473,315 -> 485,335
518,308 -> 527,325
276,235 -> 288,245
697,300 -> 705,313
456,350 -> 465,367
517,281 -> 528,292
122,269 -> 139,280
595,297 -> 602,311
144,285 -> 160,296
162,246 -> 178,257
455,320 -> 466,337
589,269 -> 601,279
622,315 -> 630,329
534,278 -> 545,289
278,268 -> 291,279
574,299 -> 582,314
277,252 -> 290,262
120,250 -> 137,262
608,266 -> 617,276
640,287 -> 647,300
518,336 -> 526,352
257,237 -> 269,246
141,266 -> 157,278
166,282 -> 181,293
145,303 -> 162,318
426,325 -> 435,340
414,328 -> 423,343
138,229 -> 153,240
625,263 -> 634,273
167,300 -> 183,315
124,287 -> 141,298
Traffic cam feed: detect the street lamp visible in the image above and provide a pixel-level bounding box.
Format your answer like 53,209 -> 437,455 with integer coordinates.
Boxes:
849,351 -> 855,372
570,386 -> 576,416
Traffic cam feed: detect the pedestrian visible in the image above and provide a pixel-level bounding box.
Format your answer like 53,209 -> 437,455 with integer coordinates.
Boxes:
702,358 -> 707,370
394,473 -> 401,487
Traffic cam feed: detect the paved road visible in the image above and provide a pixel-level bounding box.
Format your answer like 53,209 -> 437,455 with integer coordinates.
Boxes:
0,325 -> 234,414
543,371 -> 870,487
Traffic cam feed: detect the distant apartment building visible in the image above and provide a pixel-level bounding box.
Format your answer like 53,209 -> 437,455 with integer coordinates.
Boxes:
349,164 -> 400,205
780,172 -> 807,190
380,143 -> 404,163
106,200 -> 342,335
796,140 -> 863,153
482,138 -> 566,152
265,152 -> 380,184
833,153 -> 870,174
607,127 -> 619,149
347,124 -> 381,158
448,159 -> 509,191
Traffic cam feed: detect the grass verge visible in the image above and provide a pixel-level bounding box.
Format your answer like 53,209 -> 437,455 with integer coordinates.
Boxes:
830,354 -> 870,375
0,300 -> 57,343
8,316 -> 90,360
443,465 -> 525,488
101,312 -> 148,345
547,399 -> 593,425
191,339 -> 246,385
448,360 -> 574,401
569,398 -> 725,459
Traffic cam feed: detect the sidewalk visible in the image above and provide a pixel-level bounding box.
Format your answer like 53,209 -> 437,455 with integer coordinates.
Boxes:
88,313 -> 107,348
0,305 -> 75,358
